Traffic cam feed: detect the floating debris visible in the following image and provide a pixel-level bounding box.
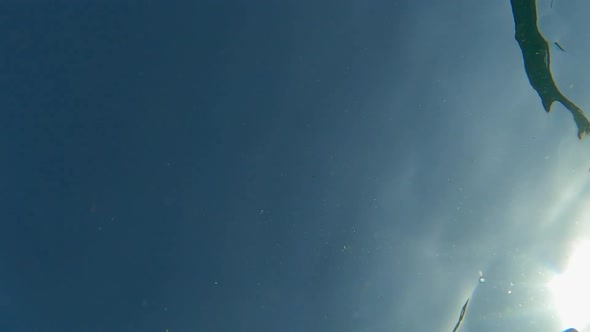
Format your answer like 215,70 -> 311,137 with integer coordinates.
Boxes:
452,298 -> 470,332
511,0 -> 590,139
554,42 -> 566,52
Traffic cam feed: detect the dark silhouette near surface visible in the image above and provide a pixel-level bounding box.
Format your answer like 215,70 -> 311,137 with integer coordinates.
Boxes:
511,0 -> 590,139
554,42 -> 566,52
451,298 -> 470,332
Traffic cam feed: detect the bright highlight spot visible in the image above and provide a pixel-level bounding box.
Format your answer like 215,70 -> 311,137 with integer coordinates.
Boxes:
549,241 -> 590,330
478,270 -> 485,283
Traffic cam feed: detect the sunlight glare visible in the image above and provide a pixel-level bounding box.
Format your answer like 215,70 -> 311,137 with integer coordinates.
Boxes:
549,241 -> 590,330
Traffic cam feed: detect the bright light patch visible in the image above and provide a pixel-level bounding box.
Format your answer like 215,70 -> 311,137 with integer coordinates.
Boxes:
549,241 -> 590,330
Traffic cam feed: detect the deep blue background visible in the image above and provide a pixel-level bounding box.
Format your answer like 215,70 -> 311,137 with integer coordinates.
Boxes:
1,1 -> 412,331
4,1 -> 589,332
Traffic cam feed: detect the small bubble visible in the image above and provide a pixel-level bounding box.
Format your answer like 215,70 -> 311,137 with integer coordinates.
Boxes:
479,277 -> 485,283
